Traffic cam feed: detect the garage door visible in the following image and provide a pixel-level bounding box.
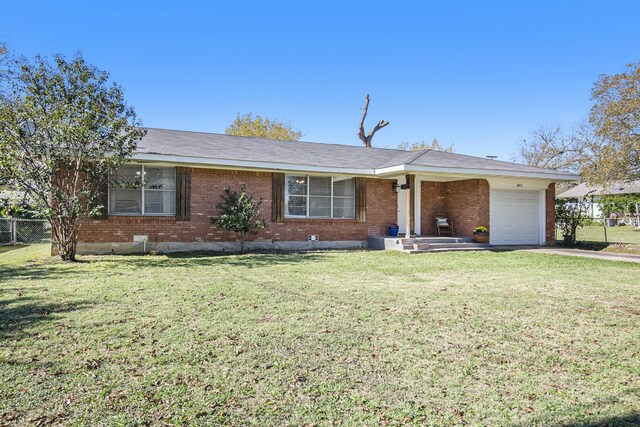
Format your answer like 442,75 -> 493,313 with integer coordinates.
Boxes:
490,190 -> 541,245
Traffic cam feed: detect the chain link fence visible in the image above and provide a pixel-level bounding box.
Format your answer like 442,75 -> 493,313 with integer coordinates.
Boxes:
556,216 -> 640,245
0,218 -> 51,245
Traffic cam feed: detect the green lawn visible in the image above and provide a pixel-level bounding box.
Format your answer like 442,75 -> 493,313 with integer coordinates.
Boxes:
1,245 -> 639,426
561,224 -> 640,244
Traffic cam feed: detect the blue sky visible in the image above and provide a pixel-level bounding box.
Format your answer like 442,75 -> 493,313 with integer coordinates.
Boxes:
2,1 -> 639,160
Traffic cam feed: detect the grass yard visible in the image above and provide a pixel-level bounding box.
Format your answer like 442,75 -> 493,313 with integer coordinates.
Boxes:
567,224 -> 640,244
1,245 -> 639,426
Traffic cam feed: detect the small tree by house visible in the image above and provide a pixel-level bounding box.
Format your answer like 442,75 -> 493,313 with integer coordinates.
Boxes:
211,188 -> 268,253
0,52 -> 145,261
556,200 -> 591,245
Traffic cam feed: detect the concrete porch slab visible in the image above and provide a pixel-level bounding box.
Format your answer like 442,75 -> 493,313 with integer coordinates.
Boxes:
367,235 -> 490,253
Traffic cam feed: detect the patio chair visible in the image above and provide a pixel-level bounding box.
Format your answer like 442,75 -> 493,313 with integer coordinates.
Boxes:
435,215 -> 454,236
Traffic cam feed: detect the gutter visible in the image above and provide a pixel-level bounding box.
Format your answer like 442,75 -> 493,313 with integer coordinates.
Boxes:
132,153 -> 582,182
374,164 -> 582,181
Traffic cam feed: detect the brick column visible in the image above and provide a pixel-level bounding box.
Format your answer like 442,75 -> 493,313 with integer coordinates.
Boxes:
546,183 -> 556,245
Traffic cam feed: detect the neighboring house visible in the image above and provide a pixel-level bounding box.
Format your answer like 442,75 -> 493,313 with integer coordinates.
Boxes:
557,181 -> 640,218
77,128 -> 580,253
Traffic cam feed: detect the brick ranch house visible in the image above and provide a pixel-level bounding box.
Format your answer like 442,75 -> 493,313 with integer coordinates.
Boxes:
77,128 -> 580,254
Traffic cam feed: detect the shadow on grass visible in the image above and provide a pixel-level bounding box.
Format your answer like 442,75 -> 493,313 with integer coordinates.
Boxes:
0,261 -> 92,285
0,245 -> 25,254
552,412 -> 640,427
95,251 -> 331,269
0,295 -> 93,339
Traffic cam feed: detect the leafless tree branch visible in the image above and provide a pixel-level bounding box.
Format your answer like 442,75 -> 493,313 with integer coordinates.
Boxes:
357,94 -> 389,147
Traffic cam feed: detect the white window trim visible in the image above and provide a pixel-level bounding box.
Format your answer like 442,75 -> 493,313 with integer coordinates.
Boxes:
108,165 -> 176,217
284,174 -> 355,219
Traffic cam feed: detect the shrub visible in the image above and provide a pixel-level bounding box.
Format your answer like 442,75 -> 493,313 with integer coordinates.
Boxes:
211,188 -> 268,253
556,200 -> 590,245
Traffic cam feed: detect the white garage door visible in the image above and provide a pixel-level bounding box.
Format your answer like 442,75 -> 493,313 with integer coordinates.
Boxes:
490,190 -> 541,245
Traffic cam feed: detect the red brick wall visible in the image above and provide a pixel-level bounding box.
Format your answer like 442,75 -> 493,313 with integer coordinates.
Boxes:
419,181 -> 447,235
420,179 -> 490,238
546,182 -> 556,245
77,168 -> 397,244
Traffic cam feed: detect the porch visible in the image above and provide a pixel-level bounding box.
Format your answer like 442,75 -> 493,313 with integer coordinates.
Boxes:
368,235 -> 490,254
380,173 -> 554,247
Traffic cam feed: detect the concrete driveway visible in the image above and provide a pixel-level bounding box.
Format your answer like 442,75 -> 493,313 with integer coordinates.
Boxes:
513,247 -> 640,263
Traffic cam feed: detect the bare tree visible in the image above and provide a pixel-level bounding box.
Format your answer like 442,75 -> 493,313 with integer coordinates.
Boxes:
358,94 -> 389,148
515,124 -> 583,173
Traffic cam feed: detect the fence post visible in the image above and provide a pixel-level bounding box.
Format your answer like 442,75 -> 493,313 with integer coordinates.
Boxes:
603,220 -> 607,243
10,218 -> 17,245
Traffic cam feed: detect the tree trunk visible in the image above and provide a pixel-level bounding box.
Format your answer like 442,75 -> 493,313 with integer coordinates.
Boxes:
239,231 -> 246,254
51,217 -> 79,261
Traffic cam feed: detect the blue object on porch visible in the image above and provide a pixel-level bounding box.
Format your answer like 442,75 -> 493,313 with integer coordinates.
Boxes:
388,226 -> 399,237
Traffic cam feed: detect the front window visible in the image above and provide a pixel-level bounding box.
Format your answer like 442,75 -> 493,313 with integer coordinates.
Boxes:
285,175 -> 355,219
109,165 -> 176,216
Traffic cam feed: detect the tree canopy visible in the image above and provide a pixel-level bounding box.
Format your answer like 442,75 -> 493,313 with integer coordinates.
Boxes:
225,113 -> 303,141
398,139 -> 454,152
0,52 -> 145,260
584,63 -> 640,184
0,43 -> 13,99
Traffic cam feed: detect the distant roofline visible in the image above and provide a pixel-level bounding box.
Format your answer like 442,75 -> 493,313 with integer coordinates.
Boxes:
558,180 -> 640,198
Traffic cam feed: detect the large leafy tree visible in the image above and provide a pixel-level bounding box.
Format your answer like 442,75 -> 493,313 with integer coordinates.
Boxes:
226,113 -> 303,141
0,53 -> 145,261
0,43 -> 10,90
398,138 -> 454,152
585,63 -> 640,183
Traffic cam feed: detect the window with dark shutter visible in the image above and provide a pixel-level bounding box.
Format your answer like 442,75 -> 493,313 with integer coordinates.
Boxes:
355,177 -> 367,223
175,167 -> 191,221
272,172 -> 285,222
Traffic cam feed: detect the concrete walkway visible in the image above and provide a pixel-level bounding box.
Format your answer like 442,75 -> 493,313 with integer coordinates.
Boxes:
521,247 -> 640,263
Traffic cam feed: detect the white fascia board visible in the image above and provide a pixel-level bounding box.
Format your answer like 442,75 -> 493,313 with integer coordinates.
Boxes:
131,153 -> 581,182
131,153 -> 376,176
374,164 -> 581,182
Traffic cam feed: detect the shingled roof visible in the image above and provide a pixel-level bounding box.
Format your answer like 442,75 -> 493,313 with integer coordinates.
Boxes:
558,181 -> 640,198
134,128 -> 580,180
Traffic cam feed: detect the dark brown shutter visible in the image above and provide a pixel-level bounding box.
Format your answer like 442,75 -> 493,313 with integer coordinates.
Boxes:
175,167 -> 192,221
409,175 -> 415,232
355,177 -> 367,223
94,178 -> 109,219
272,172 -> 285,222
